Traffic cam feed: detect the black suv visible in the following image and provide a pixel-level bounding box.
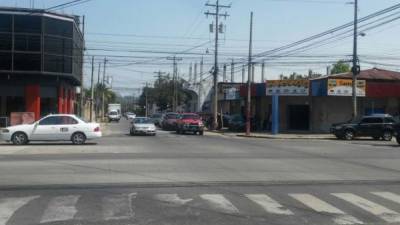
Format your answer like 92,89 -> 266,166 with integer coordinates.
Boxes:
331,114 -> 396,141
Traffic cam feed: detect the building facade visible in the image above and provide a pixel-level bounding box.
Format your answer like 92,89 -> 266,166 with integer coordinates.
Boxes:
221,68 -> 400,133
0,7 -> 84,123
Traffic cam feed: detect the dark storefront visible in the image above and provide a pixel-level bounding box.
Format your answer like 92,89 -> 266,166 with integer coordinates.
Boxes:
0,8 -> 83,124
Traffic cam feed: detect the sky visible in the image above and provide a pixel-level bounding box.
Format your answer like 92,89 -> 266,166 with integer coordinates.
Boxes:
1,0 -> 400,96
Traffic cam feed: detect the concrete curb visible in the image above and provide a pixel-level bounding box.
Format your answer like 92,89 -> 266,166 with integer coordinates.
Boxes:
236,134 -> 336,140
205,130 -> 335,140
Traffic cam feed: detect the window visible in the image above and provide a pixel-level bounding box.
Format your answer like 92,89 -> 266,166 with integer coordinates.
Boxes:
14,35 -> 41,52
384,117 -> 396,123
14,15 -> 41,34
14,53 -> 41,71
0,34 -> 12,50
44,17 -> 73,37
0,52 -> 12,70
181,114 -> 200,120
39,116 -> 60,125
361,117 -> 383,124
44,54 -> 63,73
0,14 -> 12,32
44,36 -> 73,56
60,116 -> 78,125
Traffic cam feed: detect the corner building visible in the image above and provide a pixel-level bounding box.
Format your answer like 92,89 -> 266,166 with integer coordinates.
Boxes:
0,7 -> 83,121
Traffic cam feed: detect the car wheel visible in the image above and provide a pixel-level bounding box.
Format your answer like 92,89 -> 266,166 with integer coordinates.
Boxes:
397,136 -> 400,145
199,131 -> 204,136
382,130 -> 393,141
12,132 -> 28,145
344,130 -> 355,140
71,132 -> 86,145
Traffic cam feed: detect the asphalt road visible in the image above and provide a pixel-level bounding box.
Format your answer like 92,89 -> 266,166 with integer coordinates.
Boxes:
0,118 -> 400,225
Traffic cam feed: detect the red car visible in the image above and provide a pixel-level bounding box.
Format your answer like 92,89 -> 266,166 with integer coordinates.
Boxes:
176,113 -> 204,135
161,113 -> 179,131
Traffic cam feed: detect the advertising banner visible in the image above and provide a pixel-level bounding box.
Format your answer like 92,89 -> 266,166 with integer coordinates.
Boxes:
220,84 -> 240,100
327,79 -> 366,96
10,112 -> 35,126
266,80 -> 309,96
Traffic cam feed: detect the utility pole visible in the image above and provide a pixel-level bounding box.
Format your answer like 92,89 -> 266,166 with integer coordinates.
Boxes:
352,0 -> 360,119
242,65 -> 245,83
167,56 -> 182,112
231,59 -> 234,82
89,56 -> 94,122
101,57 -> 107,120
189,63 -> 193,83
205,0 -> 230,130
246,12 -> 254,136
223,64 -> 227,82
194,63 -> 198,85
251,63 -> 255,83
199,57 -> 204,112
145,82 -> 148,117
154,70 -> 166,80
95,61 -> 101,120
261,61 -> 265,82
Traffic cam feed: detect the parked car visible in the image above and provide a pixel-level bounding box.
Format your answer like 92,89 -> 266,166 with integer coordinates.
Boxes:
176,113 -> 204,135
150,113 -> 163,127
0,114 -> 102,145
126,112 -> 136,120
130,117 -> 156,136
108,110 -> 121,122
161,113 -> 179,130
330,114 -> 397,141
228,115 -> 246,131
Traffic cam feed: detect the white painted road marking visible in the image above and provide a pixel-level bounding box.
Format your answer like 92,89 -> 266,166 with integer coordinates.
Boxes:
102,193 -> 136,221
0,196 -> 39,225
371,192 -> 400,205
155,194 -> 193,206
333,193 -> 400,223
246,194 -> 294,215
200,194 -> 239,214
290,194 -> 363,225
40,195 -> 80,223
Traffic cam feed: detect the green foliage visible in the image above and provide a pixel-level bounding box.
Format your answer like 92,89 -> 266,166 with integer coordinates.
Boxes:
331,60 -> 351,75
138,75 -> 192,112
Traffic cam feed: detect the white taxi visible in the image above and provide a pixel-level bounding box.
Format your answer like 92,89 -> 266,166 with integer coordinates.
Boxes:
0,114 -> 102,145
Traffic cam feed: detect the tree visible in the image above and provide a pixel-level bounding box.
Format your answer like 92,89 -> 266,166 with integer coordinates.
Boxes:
138,75 -> 192,113
330,60 -> 351,75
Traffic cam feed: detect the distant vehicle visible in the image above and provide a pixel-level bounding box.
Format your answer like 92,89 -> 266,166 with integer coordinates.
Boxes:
228,115 -> 246,131
130,117 -> 156,136
176,113 -> 204,135
126,112 -> 136,120
108,104 -> 121,122
150,113 -> 163,127
161,113 -> 179,130
0,114 -> 101,145
108,111 -> 121,122
331,114 -> 397,141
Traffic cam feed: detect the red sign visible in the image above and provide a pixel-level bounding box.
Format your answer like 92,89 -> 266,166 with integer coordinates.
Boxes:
10,112 -> 35,126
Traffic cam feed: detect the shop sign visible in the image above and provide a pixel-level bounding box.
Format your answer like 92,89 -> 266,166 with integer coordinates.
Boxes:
327,79 -> 366,96
10,112 -> 35,126
266,80 -> 309,96
220,84 -> 240,100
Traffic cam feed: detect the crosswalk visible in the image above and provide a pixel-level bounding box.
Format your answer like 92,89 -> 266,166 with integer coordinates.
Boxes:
1,191 -> 400,224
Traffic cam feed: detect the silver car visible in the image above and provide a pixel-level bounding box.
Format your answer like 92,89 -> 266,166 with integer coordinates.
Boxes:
130,117 -> 156,136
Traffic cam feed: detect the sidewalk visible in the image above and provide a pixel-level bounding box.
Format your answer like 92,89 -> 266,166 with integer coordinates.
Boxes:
206,129 -> 335,140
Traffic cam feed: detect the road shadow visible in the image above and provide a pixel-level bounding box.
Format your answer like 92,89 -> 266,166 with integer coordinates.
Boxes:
0,142 -> 97,146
